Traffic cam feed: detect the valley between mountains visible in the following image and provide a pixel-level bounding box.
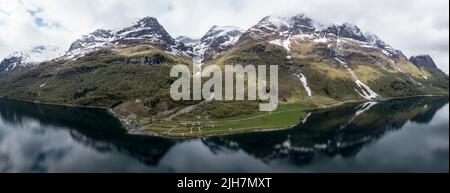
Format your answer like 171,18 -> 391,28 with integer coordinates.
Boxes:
0,14 -> 448,138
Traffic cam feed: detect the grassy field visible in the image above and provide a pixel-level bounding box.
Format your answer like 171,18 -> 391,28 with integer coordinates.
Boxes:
120,103 -> 310,138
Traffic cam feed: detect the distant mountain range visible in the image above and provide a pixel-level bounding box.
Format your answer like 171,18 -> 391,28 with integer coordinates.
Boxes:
0,14 -> 448,128
0,45 -> 65,71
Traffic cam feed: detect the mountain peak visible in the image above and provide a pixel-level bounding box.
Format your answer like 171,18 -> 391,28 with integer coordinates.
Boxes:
206,25 -> 243,33
66,29 -> 114,58
90,29 -> 114,38
176,36 -> 199,47
133,17 -> 161,28
324,22 -> 366,42
257,14 -> 315,29
66,16 -> 181,59
209,25 -> 243,32
247,13 -> 320,40
364,33 -> 401,57
243,13 -> 406,60
410,55 -> 438,69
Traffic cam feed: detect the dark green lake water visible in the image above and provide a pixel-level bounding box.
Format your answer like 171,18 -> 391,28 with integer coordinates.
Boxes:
0,96 -> 448,172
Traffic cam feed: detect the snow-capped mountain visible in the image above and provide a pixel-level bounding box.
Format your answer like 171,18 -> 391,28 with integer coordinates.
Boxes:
244,14 -> 317,41
175,36 -> 199,47
324,23 -> 367,42
0,45 -> 65,71
244,14 -> 402,58
66,29 -> 115,59
192,25 -> 244,61
66,17 -> 188,59
114,17 -> 177,46
409,54 -> 449,88
410,55 -> 439,70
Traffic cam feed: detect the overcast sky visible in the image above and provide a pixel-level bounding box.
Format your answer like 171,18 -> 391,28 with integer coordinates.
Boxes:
0,0 -> 448,73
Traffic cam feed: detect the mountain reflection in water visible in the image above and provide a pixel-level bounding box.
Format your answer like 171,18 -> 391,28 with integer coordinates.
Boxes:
0,96 -> 448,172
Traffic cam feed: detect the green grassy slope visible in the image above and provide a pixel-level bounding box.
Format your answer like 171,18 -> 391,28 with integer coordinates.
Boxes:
0,38 -> 448,137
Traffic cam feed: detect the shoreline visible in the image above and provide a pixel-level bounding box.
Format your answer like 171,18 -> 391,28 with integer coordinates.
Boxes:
106,94 -> 449,138
1,94 -> 448,139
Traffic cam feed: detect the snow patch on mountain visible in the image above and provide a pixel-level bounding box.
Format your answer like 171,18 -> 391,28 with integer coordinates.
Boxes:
355,101 -> 378,116
326,23 -> 366,42
335,58 -> 379,100
259,16 -> 292,30
247,14 -> 402,61
302,113 -> 312,124
65,29 -> 114,59
176,36 -> 199,47
0,45 -> 65,71
65,17 -> 187,59
365,33 -> 400,57
296,72 -> 312,97
313,37 -> 328,43
192,25 -> 244,63
269,37 -> 291,51
339,101 -> 378,130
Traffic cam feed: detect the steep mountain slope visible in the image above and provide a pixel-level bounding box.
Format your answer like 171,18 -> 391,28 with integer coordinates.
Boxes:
200,97 -> 448,163
0,14 -> 448,137
410,55 -> 449,89
0,17 -> 193,110
0,45 -> 65,72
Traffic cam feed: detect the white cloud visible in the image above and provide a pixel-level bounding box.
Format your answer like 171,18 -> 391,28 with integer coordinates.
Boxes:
0,0 -> 448,73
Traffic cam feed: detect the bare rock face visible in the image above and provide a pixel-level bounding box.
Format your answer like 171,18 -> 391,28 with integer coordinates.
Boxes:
0,45 -> 65,71
191,25 -> 244,61
66,17 -> 188,59
241,14 -> 404,60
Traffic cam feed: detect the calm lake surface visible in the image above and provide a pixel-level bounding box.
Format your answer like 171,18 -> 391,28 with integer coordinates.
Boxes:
0,96 -> 448,173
